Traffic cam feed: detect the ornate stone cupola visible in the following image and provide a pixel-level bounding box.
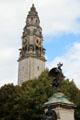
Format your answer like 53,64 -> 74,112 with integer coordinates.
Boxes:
18,4 -> 46,85
19,4 -> 45,60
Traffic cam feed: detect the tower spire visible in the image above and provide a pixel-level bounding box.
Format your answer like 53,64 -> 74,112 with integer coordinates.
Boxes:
32,3 -> 34,7
18,4 -> 46,85
28,3 -> 38,17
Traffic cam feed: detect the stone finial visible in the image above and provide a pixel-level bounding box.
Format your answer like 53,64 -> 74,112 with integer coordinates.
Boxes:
28,3 -> 37,16
32,4 -> 35,7
31,3 -> 35,10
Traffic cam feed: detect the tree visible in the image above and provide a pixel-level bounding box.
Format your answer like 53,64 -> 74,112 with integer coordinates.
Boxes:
0,70 -> 80,120
0,84 -> 21,120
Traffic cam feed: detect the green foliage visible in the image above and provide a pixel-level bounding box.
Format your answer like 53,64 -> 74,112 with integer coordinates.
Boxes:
0,84 -> 21,120
0,70 -> 80,120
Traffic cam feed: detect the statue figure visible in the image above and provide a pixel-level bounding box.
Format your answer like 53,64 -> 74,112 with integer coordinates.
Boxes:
48,63 -> 63,90
42,109 -> 57,120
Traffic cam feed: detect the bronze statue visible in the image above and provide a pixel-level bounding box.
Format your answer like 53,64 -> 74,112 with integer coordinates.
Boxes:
42,109 -> 57,120
48,63 -> 63,91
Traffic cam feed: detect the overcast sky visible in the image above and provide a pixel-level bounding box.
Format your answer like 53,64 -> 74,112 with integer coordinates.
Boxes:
0,0 -> 80,88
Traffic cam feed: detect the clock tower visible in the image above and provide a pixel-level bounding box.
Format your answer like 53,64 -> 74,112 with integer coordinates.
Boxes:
18,4 -> 46,85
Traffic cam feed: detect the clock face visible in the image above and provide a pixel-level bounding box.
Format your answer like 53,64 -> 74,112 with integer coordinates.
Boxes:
35,38 -> 42,48
23,38 -> 27,47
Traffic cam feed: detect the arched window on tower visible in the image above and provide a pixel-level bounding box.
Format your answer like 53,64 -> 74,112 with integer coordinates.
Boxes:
31,17 -> 33,21
36,19 -> 37,23
37,66 -> 39,70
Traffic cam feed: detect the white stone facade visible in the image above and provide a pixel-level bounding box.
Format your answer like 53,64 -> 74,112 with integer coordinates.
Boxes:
18,57 -> 45,85
54,107 -> 75,120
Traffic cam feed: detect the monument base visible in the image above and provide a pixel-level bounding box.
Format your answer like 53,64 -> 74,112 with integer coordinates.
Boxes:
43,92 -> 76,120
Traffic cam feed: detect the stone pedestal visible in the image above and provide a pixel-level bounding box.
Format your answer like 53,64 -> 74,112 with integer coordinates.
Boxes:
43,92 -> 76,120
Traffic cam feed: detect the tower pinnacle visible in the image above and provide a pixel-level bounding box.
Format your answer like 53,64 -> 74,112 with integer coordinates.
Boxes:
18,5 -> 46,85
19,4 -> 45,60
32,3 -> 34,7
28,4 -> 38,17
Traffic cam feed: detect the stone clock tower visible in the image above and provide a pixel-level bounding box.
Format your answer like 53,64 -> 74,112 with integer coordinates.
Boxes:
18,4 -> 46,85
